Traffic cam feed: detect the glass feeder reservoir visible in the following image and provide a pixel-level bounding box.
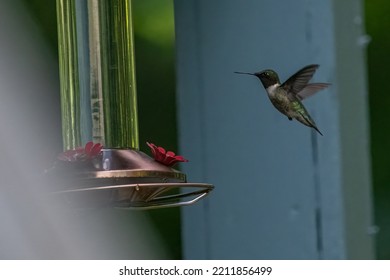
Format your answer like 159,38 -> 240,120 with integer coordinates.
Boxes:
51,0 -> 213,209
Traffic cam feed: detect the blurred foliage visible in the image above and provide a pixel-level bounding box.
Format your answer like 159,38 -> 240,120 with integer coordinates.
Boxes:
133,0 -> 175,49
22,0 -> 58,50
21,0 -> 181,259
133,0 -> 181,259
365,0 -> 390,260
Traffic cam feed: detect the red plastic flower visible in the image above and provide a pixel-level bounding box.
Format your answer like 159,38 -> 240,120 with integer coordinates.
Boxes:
57,141 -> 103,162
147,142 -> 188,167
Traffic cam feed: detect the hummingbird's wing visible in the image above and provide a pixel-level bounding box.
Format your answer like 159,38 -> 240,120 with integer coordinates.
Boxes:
296,83 -> 330,100
281,64 -> 320,95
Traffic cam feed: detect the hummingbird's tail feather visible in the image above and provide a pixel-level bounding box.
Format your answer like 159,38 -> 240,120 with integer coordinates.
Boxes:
313,126 -> 323,136
298,112 -> 323,136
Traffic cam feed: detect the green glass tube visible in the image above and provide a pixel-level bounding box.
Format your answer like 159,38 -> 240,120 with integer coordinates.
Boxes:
56,0 -> 139,150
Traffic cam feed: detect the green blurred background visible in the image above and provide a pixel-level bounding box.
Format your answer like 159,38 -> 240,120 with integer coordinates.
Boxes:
365,0 -> 390,260
19,0 -> 390,259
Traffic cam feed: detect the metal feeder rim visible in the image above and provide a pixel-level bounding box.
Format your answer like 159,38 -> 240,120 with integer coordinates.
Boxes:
51,182 -> 214,209
53,182 -> 214,194
71,169 -> 186,181
124,191 -> 211,210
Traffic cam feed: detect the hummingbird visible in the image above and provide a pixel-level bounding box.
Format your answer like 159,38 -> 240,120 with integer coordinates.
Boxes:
235,64 -> 330,136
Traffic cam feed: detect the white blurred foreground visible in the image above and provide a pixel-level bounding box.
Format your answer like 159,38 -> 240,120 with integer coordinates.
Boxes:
0,0 -> 167,259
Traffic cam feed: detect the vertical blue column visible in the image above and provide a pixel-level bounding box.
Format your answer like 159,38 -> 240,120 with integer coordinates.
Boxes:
175,0 -> 374,259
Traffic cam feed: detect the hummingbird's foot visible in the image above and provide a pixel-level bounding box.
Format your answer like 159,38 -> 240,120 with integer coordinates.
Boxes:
288,117 -> 293,121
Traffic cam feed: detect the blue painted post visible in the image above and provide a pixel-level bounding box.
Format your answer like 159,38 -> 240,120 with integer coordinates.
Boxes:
175,0 -> 374,259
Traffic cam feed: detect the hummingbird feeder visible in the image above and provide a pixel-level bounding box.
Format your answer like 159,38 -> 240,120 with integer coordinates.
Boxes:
50,0 -> 213,209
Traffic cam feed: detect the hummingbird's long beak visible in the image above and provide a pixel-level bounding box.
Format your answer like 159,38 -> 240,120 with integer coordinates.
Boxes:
234,71 -> 255,76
